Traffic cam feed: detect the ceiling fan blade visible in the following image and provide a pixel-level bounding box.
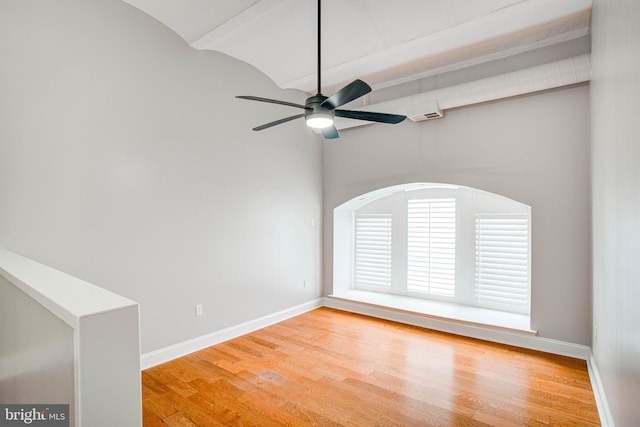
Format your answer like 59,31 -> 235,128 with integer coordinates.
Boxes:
236,96 -> 307,110
253,114 -> 306,131
336,109 -> 406,124
321,125 -> 340,139
321,79 -> 372,110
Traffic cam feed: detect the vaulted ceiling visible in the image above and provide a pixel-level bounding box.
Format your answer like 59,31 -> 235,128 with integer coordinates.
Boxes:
122,0 -> 592,95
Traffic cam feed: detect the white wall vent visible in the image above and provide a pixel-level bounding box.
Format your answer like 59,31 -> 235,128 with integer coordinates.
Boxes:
407,99 -> 443,122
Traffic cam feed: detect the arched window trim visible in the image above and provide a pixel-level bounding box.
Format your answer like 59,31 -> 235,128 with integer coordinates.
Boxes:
333,182 -> 531,316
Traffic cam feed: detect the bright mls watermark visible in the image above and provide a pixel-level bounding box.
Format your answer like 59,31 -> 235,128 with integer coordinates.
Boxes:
0,405 -> 69,426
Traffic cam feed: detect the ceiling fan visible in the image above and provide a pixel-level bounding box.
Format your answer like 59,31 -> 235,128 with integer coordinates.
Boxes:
236,0 -> 406,139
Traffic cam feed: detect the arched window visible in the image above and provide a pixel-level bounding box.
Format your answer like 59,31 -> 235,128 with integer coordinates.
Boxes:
333,183 -> 531,315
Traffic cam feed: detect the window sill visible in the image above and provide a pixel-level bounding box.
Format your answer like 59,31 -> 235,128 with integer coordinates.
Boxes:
327,290 -> 536,335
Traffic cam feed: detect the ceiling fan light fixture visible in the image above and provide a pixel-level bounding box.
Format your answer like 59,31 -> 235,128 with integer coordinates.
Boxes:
305,112 -> 334,129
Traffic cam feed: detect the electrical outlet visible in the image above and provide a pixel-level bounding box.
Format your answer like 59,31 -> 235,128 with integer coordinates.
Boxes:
304,280 -> 307,288
195,304 -> 203,316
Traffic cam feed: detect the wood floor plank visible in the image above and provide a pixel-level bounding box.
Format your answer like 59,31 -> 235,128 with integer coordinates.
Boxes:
143,307 -> 600,426
142,386 -> 178,420
142,406 -> 167,427
163,412 -> 200,427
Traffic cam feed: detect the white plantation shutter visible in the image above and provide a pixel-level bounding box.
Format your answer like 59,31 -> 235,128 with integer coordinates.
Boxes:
407,199 -> 456,298
354,214 -> 393,290
475,215 -> 530,314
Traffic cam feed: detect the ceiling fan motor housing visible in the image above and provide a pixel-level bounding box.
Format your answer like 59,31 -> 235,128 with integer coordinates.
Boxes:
305,94 -> 334,118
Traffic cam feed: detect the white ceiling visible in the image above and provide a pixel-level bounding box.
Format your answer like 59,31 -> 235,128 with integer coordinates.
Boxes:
122,0 -> 592,94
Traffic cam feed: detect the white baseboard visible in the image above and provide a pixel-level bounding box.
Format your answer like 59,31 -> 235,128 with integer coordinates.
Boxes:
587,352 -> 615,427
323,296 -> 591,360
140,298 -> 323,370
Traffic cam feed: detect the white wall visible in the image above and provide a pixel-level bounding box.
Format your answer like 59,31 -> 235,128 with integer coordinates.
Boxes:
591,0 -> 640,425
0,276 -> 74,422
0,0 -> 323,354
324,85 -> 591,345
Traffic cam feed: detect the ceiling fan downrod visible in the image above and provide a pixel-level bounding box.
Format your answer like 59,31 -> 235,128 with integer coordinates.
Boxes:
317,0 -> 322,95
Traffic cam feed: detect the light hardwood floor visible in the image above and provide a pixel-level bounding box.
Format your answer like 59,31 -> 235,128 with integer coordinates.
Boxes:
142,307 -> 600,426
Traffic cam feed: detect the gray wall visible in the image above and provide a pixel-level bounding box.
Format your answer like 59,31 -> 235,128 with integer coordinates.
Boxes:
591,0 -> 640,425
0,0 -> 323,354
324,85 -> 591,345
